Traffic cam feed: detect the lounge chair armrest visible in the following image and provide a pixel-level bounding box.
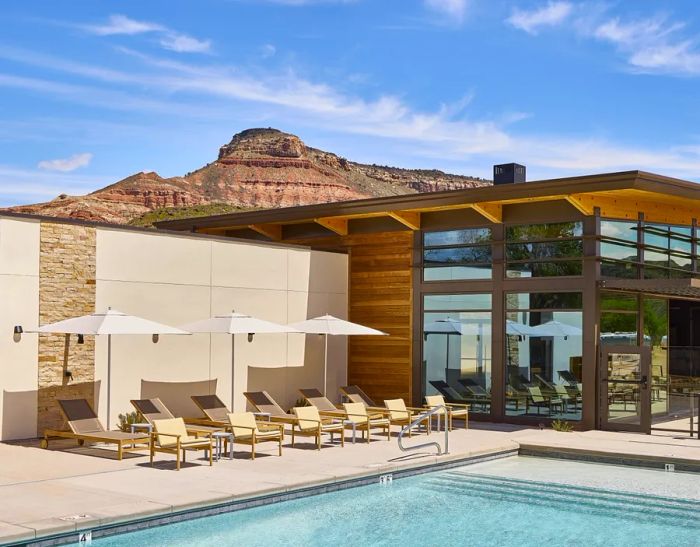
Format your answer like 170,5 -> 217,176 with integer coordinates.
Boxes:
152,431 -> 182,439
445,403 -> 470,409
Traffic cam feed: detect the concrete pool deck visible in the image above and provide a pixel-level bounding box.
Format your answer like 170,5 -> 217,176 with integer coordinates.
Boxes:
1,424 -> 699,545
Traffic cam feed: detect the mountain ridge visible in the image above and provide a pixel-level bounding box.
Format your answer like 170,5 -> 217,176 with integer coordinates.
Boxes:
5,128 -> 491,225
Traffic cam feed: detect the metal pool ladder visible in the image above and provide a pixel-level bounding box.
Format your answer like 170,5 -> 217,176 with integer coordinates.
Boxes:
397,405 -> 449,456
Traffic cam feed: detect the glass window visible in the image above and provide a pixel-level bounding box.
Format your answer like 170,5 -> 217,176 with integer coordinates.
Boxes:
423,228 -> 492,281
424,293 -> 492,311
506,222 -> 583,278
423,294 -> 492,415
600,219 -> 697,279
505,292 -> 583,421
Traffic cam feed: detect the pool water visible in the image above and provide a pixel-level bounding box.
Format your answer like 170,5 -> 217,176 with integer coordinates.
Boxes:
94,457 -> 700,547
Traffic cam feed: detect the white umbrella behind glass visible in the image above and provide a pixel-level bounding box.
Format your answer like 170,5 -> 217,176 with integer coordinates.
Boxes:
179,311 -> 299,411
288,314 -> 387,396
36,308 -> 189,428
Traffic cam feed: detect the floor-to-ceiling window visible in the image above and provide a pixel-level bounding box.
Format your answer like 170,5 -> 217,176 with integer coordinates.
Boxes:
505,292 -> 583,421
423,293 -> 492,414
423,228 -> 492,281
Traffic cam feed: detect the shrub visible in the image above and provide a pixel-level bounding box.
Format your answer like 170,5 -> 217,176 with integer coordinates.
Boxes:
117,411 -> 142,432
551,419 -> 574,432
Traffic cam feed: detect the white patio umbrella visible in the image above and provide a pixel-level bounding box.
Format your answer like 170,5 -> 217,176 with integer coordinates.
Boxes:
36,308 -> 189,428
506,320 -> 539,337
288,314 -> 387,396
530,320 -> 582,340
179,311 -> 299,411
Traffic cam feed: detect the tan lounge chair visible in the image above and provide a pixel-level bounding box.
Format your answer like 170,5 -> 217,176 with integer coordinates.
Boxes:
131,398 -> 223,436
424,394 -> 469,431
41,399 -> 149,460
243,391 -> 298,424
150,417 -> 213,471
342,402 -> 390,443
298,388 -> 345,418
227,412 -> 284,460
339,385 -> 389,415
291,406 -> 345,450
190,394 -> 232,426
384,398 -> 431,437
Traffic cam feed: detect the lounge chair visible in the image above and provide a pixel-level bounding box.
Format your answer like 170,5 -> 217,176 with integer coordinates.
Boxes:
291,406 -> 345,450
41,399 -> 149,460
243,391 -> 298,424
190,394 -> 232,426
525,386 -> 564,415
342,402 -> 391,443
456,379 -> 491,411
384,399 -> 430,436
339,385 -> 376,407
424,394 -> 469,431
227,412 -> 284,459
429,380 -> 471,404
150,417 -> 213,471
298,388 -> 344,417
131,398 -> 223,435
557,370 -> 579,388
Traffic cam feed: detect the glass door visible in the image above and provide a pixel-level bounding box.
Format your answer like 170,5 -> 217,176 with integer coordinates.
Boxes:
600,345 -> 651,432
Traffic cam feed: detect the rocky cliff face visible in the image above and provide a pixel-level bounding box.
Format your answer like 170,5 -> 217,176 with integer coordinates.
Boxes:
6,128 -> 490,224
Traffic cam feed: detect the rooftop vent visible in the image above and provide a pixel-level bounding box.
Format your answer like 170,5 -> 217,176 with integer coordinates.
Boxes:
493,163 -> 526,185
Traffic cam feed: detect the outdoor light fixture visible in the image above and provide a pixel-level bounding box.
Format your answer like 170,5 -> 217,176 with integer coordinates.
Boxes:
152,333 -> 160,343
247,333 -> 254,342
77,334 -> 84,344
13,325 -> 22,343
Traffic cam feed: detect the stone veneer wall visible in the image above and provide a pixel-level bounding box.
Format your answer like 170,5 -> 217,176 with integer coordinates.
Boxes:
37,222 -> 96,434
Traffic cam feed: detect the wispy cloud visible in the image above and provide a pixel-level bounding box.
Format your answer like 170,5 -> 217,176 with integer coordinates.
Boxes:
3,45 -> 700,180
506,1 -> 573,35
38,152 -> 93,172
85,14 -> 164,36
84,14 -> 211,54
0,165 -> 109,205
423,0 -> 469,23
594,16 -> 700,75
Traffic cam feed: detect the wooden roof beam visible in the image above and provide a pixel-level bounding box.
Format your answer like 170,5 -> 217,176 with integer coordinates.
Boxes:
565,195 -> 595,215
387,210 -> 421,230
314,217 -> 348,236
471,202 -> 502,223
248,223 -> 282,241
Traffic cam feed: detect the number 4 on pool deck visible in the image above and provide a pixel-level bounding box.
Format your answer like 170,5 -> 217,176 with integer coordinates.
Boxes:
78,530 -> 92,544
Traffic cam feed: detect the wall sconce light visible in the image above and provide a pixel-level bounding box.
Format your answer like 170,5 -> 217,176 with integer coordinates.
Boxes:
13,325 -> 23,343
152,334 -> 160,344
247,333 -> 254,343
77,334 -> 84,344
64,370 -> 73,382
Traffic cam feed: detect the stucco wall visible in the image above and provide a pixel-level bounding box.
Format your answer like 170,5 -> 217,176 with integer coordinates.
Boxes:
0,217 -> 348,439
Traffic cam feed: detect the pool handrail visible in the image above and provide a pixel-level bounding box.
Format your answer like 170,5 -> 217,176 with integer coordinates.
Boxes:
397,405 -> 449,456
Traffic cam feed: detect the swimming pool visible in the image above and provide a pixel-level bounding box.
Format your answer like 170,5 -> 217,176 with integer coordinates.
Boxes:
94,456 -> 700,546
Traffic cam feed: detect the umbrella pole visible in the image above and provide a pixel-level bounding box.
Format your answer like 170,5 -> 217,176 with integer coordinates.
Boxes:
231,334 -> 235,412
107,334 -> 111,430
323,333 -> 328,397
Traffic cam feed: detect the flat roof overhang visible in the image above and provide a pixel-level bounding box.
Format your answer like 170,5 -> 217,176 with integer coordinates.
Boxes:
152,170 -> 700,240
599,278 -> 700,301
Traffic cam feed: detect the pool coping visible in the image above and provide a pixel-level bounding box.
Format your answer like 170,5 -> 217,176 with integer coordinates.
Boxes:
16,448 -> 519,547
518,444 -> 700,473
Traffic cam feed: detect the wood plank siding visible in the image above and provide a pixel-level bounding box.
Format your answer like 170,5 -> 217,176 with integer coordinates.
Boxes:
346,232 -> 414,403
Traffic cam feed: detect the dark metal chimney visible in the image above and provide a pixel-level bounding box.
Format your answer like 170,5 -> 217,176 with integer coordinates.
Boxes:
493,163 -> 526,184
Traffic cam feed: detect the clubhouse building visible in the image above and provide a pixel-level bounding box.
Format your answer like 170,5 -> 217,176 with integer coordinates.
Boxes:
156,166 -> 700,434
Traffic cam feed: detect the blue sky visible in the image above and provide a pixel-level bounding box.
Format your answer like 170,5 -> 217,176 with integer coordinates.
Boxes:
1,0 -> 700,206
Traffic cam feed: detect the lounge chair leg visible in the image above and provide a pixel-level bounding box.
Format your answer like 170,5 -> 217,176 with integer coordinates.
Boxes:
278,438 -> 282,456
118,442 -> 123,461
150,445 -> 154,467
252,444 -> 255,460
291,429 -> 295,448
209,445 -> 213,466
317,432 -> 321,451
340,430 -> 344,447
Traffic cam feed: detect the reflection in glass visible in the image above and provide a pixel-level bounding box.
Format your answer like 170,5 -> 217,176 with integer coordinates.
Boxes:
423,295 -> 492,414
423,228 -> 492,281
505,293 -> 583,421
506,222 -> 583,278
605,352 -> 643,425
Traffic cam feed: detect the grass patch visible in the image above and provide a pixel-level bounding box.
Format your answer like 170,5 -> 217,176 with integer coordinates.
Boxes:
129,203 -> 257,227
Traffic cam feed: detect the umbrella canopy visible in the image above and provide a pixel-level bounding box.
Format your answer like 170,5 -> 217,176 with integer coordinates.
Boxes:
424,318 -> 485,336
36,308 -> 188,335
36,308 -> 189,429
289,314 -> 386,336
506,320 -> 539,337
180,311 -> 299,335
530,320 -> 582,338
179,311 -> 298,411
288,314 -> 387,396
